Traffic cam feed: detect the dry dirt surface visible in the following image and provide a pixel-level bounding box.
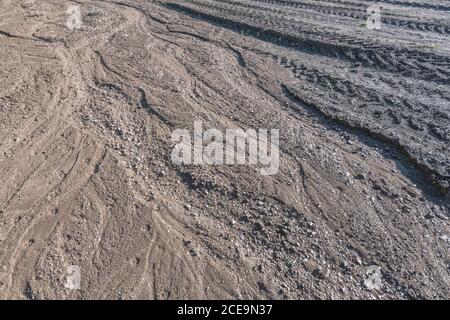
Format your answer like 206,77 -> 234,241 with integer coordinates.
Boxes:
0,0 -> 449,300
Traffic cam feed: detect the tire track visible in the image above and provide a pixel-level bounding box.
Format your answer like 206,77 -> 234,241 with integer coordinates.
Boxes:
248,0 -> 450,34
162,0 -> 450,84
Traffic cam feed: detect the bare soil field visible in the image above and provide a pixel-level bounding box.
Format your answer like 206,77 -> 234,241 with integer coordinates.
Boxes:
0,0 -> 449,299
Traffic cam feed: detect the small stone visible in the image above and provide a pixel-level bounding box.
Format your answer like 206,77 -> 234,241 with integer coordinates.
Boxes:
436,180 -> 449,195
257,281 -> 269,292
354,173 -> 366,180
340,261 -> 350,270
364,265 -> 382,291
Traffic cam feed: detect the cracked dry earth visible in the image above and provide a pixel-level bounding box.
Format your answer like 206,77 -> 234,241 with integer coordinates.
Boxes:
0,0 -> 449,300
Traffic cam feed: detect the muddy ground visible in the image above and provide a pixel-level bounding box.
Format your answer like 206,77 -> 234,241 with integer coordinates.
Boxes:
0,0 -> 449,299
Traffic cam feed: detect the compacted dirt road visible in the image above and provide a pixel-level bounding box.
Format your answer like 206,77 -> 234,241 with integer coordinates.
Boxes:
0,0 -> 449,299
